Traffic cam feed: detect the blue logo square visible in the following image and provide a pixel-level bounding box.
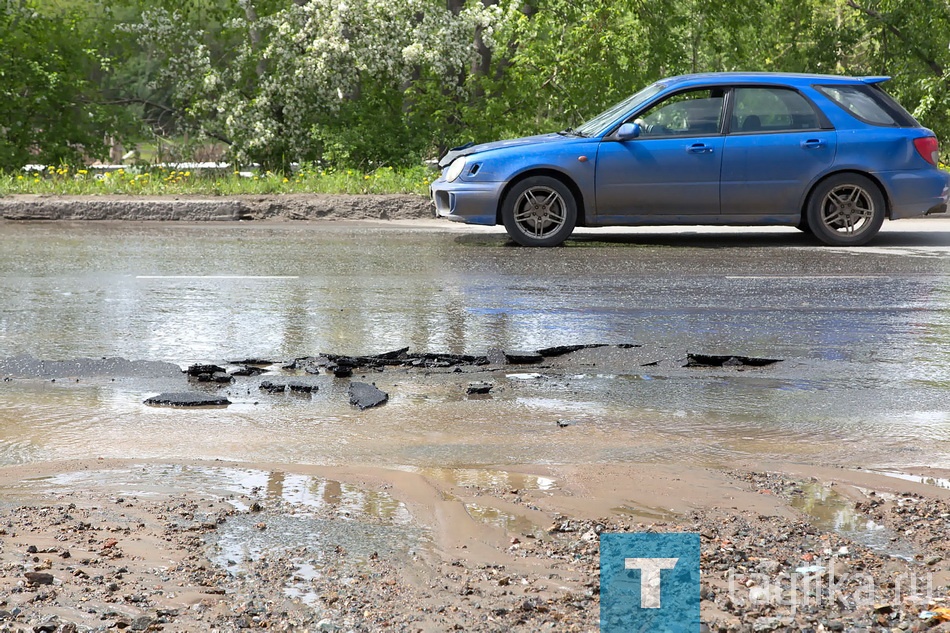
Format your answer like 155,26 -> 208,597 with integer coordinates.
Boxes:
600,532 -> 700,632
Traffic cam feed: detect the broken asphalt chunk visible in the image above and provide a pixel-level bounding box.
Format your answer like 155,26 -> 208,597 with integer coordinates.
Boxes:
348,382 -> 388,410
259,379 -> 317,394
186,363 -> 226,376
466,381 -> 494,395
535,344 -> 608,357
685,353 -> 781,368
143,392 -> 231,407
230,365 -> 267,377
503,351 -> 544,364
186,364 -> 232,382
259,380 -> 286,393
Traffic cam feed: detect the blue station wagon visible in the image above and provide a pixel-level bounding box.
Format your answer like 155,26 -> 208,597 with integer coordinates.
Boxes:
431,72 -> 949,246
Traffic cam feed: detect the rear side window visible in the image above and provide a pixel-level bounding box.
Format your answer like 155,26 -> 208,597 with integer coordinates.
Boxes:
815,84 -> 918,127
731,87 -> 822,133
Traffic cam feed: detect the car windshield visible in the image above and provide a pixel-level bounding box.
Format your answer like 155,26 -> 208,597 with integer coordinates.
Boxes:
575,83 -> 665,137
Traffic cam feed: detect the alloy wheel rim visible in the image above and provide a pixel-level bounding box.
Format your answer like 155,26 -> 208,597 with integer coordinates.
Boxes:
513,186 -> 566,239
820,184 -> 875,235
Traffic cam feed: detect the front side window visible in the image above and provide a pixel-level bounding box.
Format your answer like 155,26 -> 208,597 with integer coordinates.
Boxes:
631,88 -> 725,137
731,87 -> 821,133
814,84 -> 918,127
576,83 -> 665,137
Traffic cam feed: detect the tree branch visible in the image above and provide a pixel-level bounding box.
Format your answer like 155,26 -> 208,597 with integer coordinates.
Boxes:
97,97 -> 232,145
845,0 -> 945,78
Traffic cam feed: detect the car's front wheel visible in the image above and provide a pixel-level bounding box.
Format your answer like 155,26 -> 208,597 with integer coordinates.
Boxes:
501,176 -> 577,247
806,174 -> 885,246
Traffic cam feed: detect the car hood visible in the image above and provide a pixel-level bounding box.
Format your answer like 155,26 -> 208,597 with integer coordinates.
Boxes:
438,133 -> 569,167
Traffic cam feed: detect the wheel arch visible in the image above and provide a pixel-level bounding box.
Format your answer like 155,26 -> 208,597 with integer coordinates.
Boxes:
802,169 -> 893,222
495,169 -> 587,226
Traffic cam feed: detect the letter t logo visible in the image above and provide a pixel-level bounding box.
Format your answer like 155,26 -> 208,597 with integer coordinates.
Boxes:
624,558 -> 679,608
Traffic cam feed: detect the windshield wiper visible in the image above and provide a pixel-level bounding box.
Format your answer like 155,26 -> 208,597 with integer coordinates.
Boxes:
557,127 -> 587,137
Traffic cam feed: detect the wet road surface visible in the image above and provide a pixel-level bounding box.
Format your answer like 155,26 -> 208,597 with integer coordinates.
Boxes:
1,219 -> 949,470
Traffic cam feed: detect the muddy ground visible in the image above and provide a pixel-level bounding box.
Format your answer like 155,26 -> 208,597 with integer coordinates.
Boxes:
2,460 -> 950,632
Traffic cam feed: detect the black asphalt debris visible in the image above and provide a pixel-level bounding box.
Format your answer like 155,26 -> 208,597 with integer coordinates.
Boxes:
466,381 -> 493,395
348,382 -> 388,410
143,392 -> 232,407
186,364 -> 232,382
685,353 -> 781,368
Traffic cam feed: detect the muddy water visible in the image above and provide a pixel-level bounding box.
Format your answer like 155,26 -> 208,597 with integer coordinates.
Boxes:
1,221 -> 950,470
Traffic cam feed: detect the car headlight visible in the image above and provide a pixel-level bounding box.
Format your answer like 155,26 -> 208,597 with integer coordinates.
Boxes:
445,156 -> 467,182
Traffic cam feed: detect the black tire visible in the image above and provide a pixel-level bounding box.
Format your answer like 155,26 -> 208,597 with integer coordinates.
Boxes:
806,174 -> 885,246
501,176 -> 577,247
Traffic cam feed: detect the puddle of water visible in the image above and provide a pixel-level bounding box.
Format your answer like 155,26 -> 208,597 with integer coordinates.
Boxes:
409,466 -> 557,491
211,513 -> 423,608
611,502 -> 679,523
463,502 -> 543,537
2,223 -> 950,471
7,464 -> 425,609
10,465 -> 413,524
868,470 -> 950,490
790,482 -> 915,560
506,373 -> 544,381
283,562 -> 322,606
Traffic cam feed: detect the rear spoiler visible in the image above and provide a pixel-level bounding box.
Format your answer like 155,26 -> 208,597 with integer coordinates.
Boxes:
858,76 -> 891,85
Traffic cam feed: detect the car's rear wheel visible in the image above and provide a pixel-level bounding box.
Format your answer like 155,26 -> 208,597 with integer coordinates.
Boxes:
806,174 -> 885,246
502,176 -> 577,247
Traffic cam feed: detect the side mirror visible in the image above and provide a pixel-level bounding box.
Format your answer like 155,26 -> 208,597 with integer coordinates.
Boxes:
616,122 -> 641,141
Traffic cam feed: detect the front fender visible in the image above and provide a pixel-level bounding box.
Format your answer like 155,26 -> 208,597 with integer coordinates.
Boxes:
454,141 -> 599,222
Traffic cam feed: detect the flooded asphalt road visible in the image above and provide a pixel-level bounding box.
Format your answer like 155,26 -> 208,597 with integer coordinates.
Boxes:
0,219 -> 949,471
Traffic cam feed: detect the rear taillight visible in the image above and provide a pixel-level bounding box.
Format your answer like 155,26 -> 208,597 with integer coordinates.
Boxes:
913,136 -> 939,166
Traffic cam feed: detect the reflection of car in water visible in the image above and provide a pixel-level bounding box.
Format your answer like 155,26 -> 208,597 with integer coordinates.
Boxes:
431,72 -> 950,247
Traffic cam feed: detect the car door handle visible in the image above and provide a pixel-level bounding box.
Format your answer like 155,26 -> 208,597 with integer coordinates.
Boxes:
687,144 -> 714,154
801,139 -> 826,149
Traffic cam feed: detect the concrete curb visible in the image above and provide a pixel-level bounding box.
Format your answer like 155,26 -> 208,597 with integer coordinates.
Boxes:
0,194 -> 433,222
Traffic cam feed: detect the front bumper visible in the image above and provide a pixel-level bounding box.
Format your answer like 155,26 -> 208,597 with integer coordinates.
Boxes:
430,178 -> 506,226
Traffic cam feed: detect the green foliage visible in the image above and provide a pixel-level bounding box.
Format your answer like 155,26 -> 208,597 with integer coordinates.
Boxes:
1,0 -> 948,170
840,0 -> 950,156
0,0 -> 132,170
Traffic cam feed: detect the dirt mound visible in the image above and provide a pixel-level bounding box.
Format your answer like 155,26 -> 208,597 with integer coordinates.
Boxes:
0,193 -> 433,221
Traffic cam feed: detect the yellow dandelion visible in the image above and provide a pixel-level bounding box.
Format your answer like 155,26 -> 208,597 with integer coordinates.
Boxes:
184,171 -> 191,177
283,178 -> 289,183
